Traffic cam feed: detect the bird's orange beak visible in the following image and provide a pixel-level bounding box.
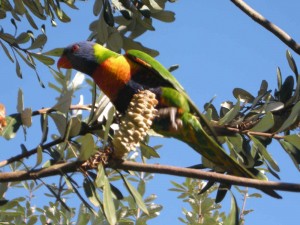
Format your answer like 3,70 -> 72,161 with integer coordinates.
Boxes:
57,56 -> 72,69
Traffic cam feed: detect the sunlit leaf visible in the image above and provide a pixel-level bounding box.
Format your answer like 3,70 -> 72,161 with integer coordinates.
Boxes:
103,177 -> 117,225
43,47 -> 64,56
250,112 -> 274,132
95,163 -> 105,188
35,145 -> 43,167
140,142 -> 160,159
120,173 -> 149,215
30,52 -> 55,65
219,98 -> 240,125
68,116 -> 81,137
49,113 -> 67,137
28,34 -> 47,50
15,32 -> 30,44
284,134 -> 300,149
224,192 -> 239,225
21,108 -> 32,127
77,134 -> 96,161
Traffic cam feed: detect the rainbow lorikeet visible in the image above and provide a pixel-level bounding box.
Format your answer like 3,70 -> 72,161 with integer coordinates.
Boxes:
57,42 -> 280,197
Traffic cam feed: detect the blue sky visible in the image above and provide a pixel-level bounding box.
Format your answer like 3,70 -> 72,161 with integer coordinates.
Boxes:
1,1 -> 300,224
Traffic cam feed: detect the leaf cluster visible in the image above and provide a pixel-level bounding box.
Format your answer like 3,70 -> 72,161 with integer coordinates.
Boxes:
203,50 -> 300,178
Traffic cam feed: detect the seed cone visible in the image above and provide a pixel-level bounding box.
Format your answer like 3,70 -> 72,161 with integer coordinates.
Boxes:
112,90 -> 158,159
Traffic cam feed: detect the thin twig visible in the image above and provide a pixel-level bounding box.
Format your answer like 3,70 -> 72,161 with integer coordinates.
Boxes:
231,0 -> 300,55
226,127 -> 285,139
0,138 -> 63,168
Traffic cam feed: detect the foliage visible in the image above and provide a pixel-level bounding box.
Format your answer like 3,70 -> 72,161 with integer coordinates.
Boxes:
0,1 -> 300,225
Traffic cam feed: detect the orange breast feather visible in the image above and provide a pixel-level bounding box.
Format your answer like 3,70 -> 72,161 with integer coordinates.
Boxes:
92,56 -> 140,101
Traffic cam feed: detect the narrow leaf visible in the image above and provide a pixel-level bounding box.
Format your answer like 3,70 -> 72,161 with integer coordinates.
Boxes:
250,112 -> 274,132
0,40 -> 14,62
277,101 -> 300,133
103,177 -> 117,225
35,145 -> 43,167
279,139 -> 300,170
120,173 -> 149,215
77,134 -> 96,161
250,135 -> 280,172
286,50 -> 298,76
43,47 -> 64,56
219,98 -> 241,125
224,192 -> 240,225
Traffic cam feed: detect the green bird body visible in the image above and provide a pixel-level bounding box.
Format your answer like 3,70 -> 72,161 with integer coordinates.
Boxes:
57,42 -> 269,181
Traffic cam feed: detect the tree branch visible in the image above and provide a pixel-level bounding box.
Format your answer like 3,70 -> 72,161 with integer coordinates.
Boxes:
231,0 -> 300,55
1,159 -> 300,194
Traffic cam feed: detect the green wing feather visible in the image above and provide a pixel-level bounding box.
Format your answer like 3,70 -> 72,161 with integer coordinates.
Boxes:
126,49 -> 218,137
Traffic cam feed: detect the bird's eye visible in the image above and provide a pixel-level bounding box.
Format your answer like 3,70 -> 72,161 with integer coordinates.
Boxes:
72,44 -> 80,52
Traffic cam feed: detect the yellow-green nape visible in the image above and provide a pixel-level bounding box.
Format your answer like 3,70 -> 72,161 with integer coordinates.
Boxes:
93,43 -> 119,64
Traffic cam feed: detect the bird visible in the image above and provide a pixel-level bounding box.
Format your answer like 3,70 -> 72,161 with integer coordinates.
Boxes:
57,41 -> 280,198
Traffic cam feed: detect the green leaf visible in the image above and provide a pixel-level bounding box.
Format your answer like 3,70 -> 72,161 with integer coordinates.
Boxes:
53,89 -> 74,114
68,116 -> 82,137
277,67 -> 282,91
93,0 -> 103,16
224,192 -> 239,225
17,88 -> 24,113
277,101 -> 300,133
21,108 -> 32,127
35,145 -> 43,167
250,135 -> 280,172
0,40 -> 14,62
284,134 -> 300,149
40,114 -> 48,144
14,48 -> 35,69
83,178 -> 100,207
28,34 -> 47,50
250,112 -> 274,132
49,113 -> 67,137
76,204 -> 91,225
279,139 -> 300,170
248,193 -> 262,198
30,52 -> 55,65
233,88 -> 255,103
152,11 -> 175,22
219,98 -> 241,125
140,142 -> 160,159
95,163 -> 105,188
286,50 -> 298,76
0,33 -> 15,44
120,174 -> 149,215
43,47 -> 64,57
25,10 -> 38,29
279,75 -> 294,103
15,32 -> 30,44
77,134 -> 96,161
103,177 -> 117,225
